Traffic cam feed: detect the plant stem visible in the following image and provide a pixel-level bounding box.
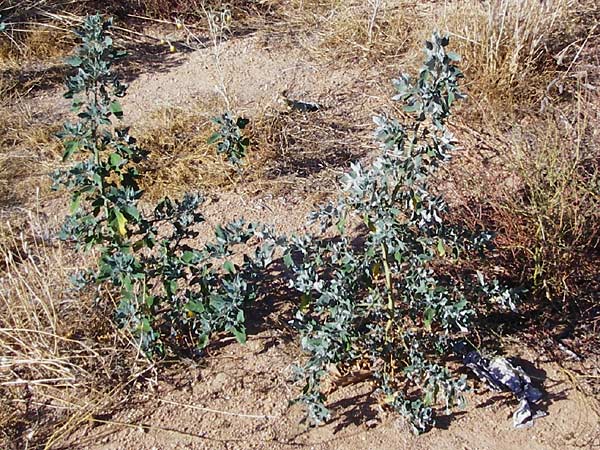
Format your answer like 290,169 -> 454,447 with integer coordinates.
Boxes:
381,242 -> 395,340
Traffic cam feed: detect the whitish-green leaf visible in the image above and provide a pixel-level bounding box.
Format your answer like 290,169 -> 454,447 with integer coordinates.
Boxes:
446,51 -> 460,61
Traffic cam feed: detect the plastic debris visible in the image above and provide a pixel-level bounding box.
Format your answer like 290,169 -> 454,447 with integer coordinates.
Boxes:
462,350 -> 546,428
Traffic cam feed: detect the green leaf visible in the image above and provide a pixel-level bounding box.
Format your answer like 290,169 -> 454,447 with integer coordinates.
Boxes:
109,152 -> 122,167
423,307 -> 435,331
229,326 -> 247,344
223,260 -> 235,274
166,279 -> 177,296
299,293 -> 311,312
62,140 -> 79,161
123,205 -> 140,221
209,294 -> 225,310
110,101 -> 123,119
394,251 -> 403,263
336,216 -> 346,234
185,300 -> 205,314
207,132 -> 221,144
446,51 -> 460,61
132,238 -> 146,251
182,251 -> 195,264
236,117 -> 249,129
437,239 -> 446,257
447,89 -> 455,106
70,193 -> 81,214
197,334 -> 209,349
70,99 -> 83,112
65,55 -> 82,67
283,252 -> 294,268
114,209 -> 127,236
403,102 -> 422,113
145,295 -> 156,307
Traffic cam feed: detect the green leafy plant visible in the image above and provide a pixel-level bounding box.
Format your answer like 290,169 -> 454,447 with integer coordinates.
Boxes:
208,112 -> 250,166
284,33 -> 517,433
52,15 -> 275,357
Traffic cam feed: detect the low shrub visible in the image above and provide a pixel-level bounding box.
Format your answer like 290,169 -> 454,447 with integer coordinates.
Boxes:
284,33 -> 517,432
52,14 -> 277,357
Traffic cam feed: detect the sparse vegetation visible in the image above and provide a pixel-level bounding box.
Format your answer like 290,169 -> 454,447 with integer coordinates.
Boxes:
482,100 -> 599,314
1,1 -> 598,448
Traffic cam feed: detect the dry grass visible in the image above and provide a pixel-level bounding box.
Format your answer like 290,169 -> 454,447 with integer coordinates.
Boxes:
0,104 -> 61,209
276,0 -> 593,117
0,25 -> 74,64
499,99 -> 599,308
0,212 -> 147,449
274,0 -> 423,64
0,1 -> 83,63
250,105 -> 371,196
137,106 -> 236,201
0,0 -> 598,444
137,97 -> 373,200
451,91 -> 599,324
432,0 -> 584,112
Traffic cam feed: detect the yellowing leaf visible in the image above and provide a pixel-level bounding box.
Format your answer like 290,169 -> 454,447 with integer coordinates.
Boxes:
115,210 -> 127,236
372,262 -> 382,278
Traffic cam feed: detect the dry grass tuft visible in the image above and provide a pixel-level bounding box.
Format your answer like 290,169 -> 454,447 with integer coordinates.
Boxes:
433,0 -> 584,112
453,93 -> 599,323
0,1 -> 83,65
137,106 -> 235,201
0,25 -> 74,65
251,105 -> 371,195
499,102 -> 599,308
0,213 -> 145,449
138,98 -> 373,200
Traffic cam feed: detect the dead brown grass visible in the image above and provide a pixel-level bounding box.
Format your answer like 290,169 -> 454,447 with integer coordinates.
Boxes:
250,105 -> 371,197
137,97 -> 374,201
137,106 -> 236,201
499,99 -> 599,308
432,0 -> 585,113
0,1 -> 82,64
274,0 -> 423,64
0,0 -> 598,444
450,90 -> 599,325
0,25 -> 74,64
0,213 -> 146,449
276,0 -> 594,119
0,104 -> 61,209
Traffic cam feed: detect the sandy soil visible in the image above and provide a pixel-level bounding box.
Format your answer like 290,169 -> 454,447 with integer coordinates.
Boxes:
70,331 -> 599,450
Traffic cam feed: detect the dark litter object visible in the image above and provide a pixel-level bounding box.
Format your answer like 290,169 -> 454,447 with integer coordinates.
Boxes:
462,351 -> 546,428
281,90 -> 323,113
285,98 -> 322,113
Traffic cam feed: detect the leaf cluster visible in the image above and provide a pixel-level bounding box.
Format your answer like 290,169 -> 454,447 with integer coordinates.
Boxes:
208,112 -> 250,166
